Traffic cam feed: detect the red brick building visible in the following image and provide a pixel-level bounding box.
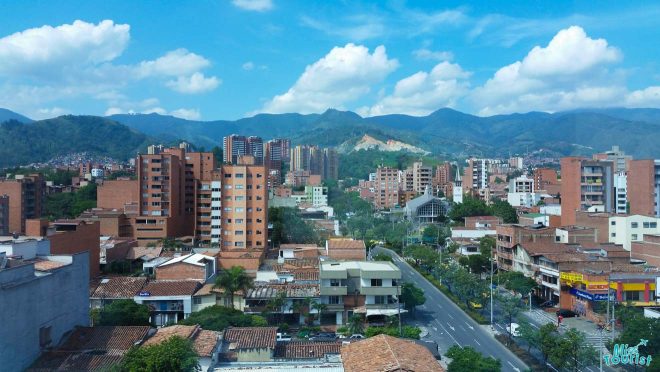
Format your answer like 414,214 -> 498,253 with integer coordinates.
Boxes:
0,174 -> 45,234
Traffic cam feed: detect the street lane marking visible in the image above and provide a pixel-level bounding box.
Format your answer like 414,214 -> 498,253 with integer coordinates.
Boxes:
447,313 -> 454,319
464,321 -> 474,330
432,326 -> 437,331
474,339 -> 481,346
507,361 -> 521,372
438,323 -> 461,346
447,323 -> 455,331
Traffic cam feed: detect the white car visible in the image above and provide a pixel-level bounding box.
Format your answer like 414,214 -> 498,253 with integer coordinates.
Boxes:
276,333 -> 292,342
506,323 -> 520,337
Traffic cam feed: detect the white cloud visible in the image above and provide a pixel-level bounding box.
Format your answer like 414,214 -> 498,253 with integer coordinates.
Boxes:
413,48 -> 454,61
33,107 -> 69,119
258,44 -> 399,114
625,86 -> 660,107
170,108 -> 201,120
300,15 -> 386,41
0,20 -> 129,79
165,72 -> 220,94
136,48 -> 211,78
363,61 -> 471,116
232,0 -> 273,12
471,26 -> 625,115
242,61 -> 255,70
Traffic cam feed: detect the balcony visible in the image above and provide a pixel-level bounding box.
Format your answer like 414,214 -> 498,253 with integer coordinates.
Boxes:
361,286 -> 398,296
320,286 -> 348,296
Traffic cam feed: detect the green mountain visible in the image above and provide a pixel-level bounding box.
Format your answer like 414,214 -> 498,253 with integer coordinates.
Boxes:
0,116 -> 151,168
107,107 -> 660,158
0,108 -> 33,123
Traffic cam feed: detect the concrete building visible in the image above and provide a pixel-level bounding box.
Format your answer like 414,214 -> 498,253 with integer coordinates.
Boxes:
26,219 -> 101,278
560,157 -> 615,226
508,192 -> 542,208
632,234 -> 660,267
593,145 -> 632,172
434,162 -> 453,186
411,162 -> 432,194
628,159 -> 660,217
341,334 -> 444,372
0,174 -> 45,234
452,167 -> 463,204
509,175 -> 535,193
154,253 -> 216,281
0,194 -> 8,236
495,224 -> 556,271
323,147 -> 339,181
0,251 -> 89,372
462,158 -> 499,191
373,167 -> 400,209
219,327 -> 278,363
614,172 -> 628,214
223,134 -> 247,164
305,185 -> 328,207
265,138 -> 290,187
319,261 -> 402,325
609,214 -> 660,250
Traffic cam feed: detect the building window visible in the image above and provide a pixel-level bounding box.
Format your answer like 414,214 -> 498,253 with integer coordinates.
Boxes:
611,233 -> 616,237
328,296 -> 341,304
39,326 -> 52,347
611,221 -> 616,225
236,208 -> 244,212
330,279 -> 342,287
374,296 -> 386,304
632,234 -> 638,240
235,196 -> 244,201
235,219 -> 243,223
235,173 -> 244,178
371,279 -> 383,287
631,222 -> 638,228
224,173 -> 232,178
193,297 -> 202,305
236,185 -> 244,189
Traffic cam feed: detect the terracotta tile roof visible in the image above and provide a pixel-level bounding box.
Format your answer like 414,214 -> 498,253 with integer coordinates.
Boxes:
29,326 -> 151,371
91,277 -> 148,299
341,334 -> 444,372
223,327 -> 277,350
327,239 -> 366,250
293,269 -> 319,281
193,283 -> 217,296
139,280 -> 202,297
245,283 -> 320,299
142,324 -> 219,357
59,326 -> 151,352
274,341 -> 342,359
126,246 -> 163,260
32,259 -> 69,271
540,252 -> 596,263
280,244 -> 319,249
517,240 -> 576,256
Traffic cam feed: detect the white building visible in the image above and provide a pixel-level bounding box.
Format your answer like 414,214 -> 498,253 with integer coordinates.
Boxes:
305,186 -> 328,207
614,172 -> 628,214
507,192 -> 542,208
0,236 -> 50,259
540,204 -> 561,216
609,215 -> 660,250
452,167 -> 463,204
91,168 -> 105,178
509,175 -> 535,193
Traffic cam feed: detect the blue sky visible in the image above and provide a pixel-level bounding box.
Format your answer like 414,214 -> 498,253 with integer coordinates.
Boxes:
0,0 -> 659,120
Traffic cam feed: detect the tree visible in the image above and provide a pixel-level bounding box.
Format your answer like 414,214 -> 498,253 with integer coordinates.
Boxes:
498,271 -> 537,297
615,306 -> 660,369
549,328 -> 598,372
293,298 -> 314,325
401,282 -> 425,316
214,266 -> 253,309
372,253 -> 393,262
179,305 -> 265,331
96,300 -> 150,326
447,196 -> 491,223
404,244 -> 439,269
266,291 -> 288,324
479,236 -> 496,257
517,321 -> 539,353
490,199 -> 518,224
497,293 -> 524,344
538,323 -> 559,364
348,314 -> 364,335
445,345 -> 501,372
117,336 -> 200,372
268,207 -> 320,245
459,254 -> 490,275
312,300 -> 327,324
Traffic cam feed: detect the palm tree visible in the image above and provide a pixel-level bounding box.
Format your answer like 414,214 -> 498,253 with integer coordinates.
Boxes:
348,314 -> 364,335
214,266 -> 253,309
266,291 -> 287,324
311,301 -> 327,325
293,298 -> 313,325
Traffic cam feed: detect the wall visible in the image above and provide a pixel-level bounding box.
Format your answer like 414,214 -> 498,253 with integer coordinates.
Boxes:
48,221 -> 101,278
0,252 -> 90,372
97,179 -> 139,210
632,235 -> 660,266
610,215 -> 660,250
628,160 -> 656,216
236,348 -> 273,362
156,262 -> 205,281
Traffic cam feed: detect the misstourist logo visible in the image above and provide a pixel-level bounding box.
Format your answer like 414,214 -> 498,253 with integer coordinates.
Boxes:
603,339 -> 652,367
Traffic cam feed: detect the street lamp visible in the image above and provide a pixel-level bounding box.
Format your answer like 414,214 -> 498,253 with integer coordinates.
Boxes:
490,256 -> 494,329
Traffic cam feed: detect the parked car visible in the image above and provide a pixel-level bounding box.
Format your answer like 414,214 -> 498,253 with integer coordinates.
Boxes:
349,334 -> 365,339
469,301 -> 483,309
310,332 -> 337,342
539,300 -> 556,308
556,309 -> 578,318
506,323 -> 520,337
276,333 -> 292,342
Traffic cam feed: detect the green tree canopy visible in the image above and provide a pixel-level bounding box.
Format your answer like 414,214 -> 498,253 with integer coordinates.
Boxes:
401,282 -> 426,315
549,328 -> 598,372
269,207 -> 320,246
96,299 -> 150,326
116,336 -> 200,372
214,266 -> 253,309
179,305 -> 265,331
445,345 -> 501,372
615,306 -> 659,370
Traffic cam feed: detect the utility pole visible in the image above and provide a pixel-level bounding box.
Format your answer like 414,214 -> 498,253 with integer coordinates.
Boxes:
490,257 -> 494,329
397,282 -> 402,337
599,324 -> 604,372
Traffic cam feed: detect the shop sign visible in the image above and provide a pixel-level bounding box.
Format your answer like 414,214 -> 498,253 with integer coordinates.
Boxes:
569,288 -> 608,301
560,272 -> 583,282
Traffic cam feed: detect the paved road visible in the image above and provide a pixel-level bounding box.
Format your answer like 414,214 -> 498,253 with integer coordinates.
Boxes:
373,246 -> 528,371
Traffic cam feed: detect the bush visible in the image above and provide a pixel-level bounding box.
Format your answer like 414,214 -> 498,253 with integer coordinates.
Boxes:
365,326 -> 421,339
278,323 -> 290,332
179,305 -> 264,331
336,326 -> 349,336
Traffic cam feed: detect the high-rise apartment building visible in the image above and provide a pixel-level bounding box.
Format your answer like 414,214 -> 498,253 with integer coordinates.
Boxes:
593,145 -> 632,172
509,175 -> 534,193
265,138 -> 291,187
434,162 -> 453,186
628,159 -> 660,217
374,167 -> 400,209
323,148 -> 339,180
462,158 -> 491,191
412,162 -> 432,194
0,174 -> 45,234
560,157 -> 614,225
533,168 -> 559,192
223,135 -> 264,165
614,172 -> 628,214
